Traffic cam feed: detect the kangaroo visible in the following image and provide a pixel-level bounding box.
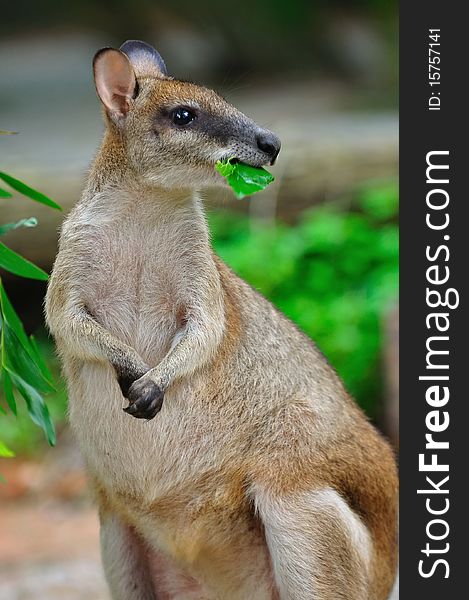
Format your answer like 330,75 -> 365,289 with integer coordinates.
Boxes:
45,40 -> 398,600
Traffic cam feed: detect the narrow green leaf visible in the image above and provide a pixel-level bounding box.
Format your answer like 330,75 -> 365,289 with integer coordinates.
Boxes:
0,440 -> 15,458
0,282 -> 34,354
0,242 -> 49,280
0,283 -> 56,444
0,283 -> 54,386
8,370 -> 56,446
0,217 -> 38,236
0,188 -> 13,198
29,334 -> 54,384
2,320 -> 54,394
0,171 -> 61,210
2,369 -> 17,415
0,130 -> 18,135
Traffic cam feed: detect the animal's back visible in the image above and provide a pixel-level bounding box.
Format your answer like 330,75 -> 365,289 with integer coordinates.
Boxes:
215,260 -> 398,599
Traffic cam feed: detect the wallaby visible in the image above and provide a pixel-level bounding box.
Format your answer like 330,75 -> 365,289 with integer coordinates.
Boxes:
46,40 -> 398,600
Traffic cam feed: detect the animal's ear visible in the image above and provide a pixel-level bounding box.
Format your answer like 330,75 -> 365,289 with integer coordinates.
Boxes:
93,48 -> 137,118
120,40 -> 168,78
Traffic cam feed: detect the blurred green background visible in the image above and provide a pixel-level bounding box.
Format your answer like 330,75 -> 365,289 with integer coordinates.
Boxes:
1,0 -> 398,455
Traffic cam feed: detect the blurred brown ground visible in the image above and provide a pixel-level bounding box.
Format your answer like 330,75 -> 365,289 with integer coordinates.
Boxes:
0,451 -> 399,599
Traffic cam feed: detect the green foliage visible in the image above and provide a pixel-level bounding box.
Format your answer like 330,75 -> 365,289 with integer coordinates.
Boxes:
215,159 -> 275,199
0,243 -> 49,280
0,287 -> 56,447
0,157 -> 61,457
0,335 -> 66,456
209,181 -> 398,416
0,217 -> 38,236
0,171 -> 62,211
0,439 -> 15,458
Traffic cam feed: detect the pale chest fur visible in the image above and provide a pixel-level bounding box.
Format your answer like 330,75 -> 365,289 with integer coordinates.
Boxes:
61,189 -> 210,364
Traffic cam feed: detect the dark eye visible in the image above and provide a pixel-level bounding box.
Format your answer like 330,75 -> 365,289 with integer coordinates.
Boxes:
171,107 -> 196,126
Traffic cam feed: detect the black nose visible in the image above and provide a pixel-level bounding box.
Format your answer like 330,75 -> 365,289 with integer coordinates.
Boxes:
256,131 -> 281,164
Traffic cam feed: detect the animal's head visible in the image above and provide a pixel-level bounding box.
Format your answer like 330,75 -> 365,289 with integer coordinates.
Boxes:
93,40 -> 280,189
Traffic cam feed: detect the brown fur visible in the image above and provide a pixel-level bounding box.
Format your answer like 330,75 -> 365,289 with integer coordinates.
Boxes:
46,41 -> 398,600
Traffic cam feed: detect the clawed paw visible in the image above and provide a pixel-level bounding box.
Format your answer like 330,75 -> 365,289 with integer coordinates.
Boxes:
123,378 -> 164,420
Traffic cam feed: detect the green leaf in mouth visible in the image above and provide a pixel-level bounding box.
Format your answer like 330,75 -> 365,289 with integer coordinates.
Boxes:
215,158 -> 275,199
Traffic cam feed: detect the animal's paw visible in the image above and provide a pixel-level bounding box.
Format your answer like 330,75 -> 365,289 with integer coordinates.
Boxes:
115,361 -> 149,398
123,377 -> 164,420
117,372 -> 139,398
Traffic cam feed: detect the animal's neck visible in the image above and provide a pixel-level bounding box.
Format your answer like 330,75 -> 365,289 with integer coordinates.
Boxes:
80,129 -> 212,257
80,176 -> 209,264
85,133 -> 199,216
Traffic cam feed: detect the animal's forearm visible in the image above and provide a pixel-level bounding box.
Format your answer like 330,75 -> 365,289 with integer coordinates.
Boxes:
148,325 -> 216,389
49,301 -> 149,393
122,316 -> 224,419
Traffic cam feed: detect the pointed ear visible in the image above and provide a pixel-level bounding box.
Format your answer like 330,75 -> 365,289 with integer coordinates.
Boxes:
93,48 -> 137,118
120,40 -> 168,78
